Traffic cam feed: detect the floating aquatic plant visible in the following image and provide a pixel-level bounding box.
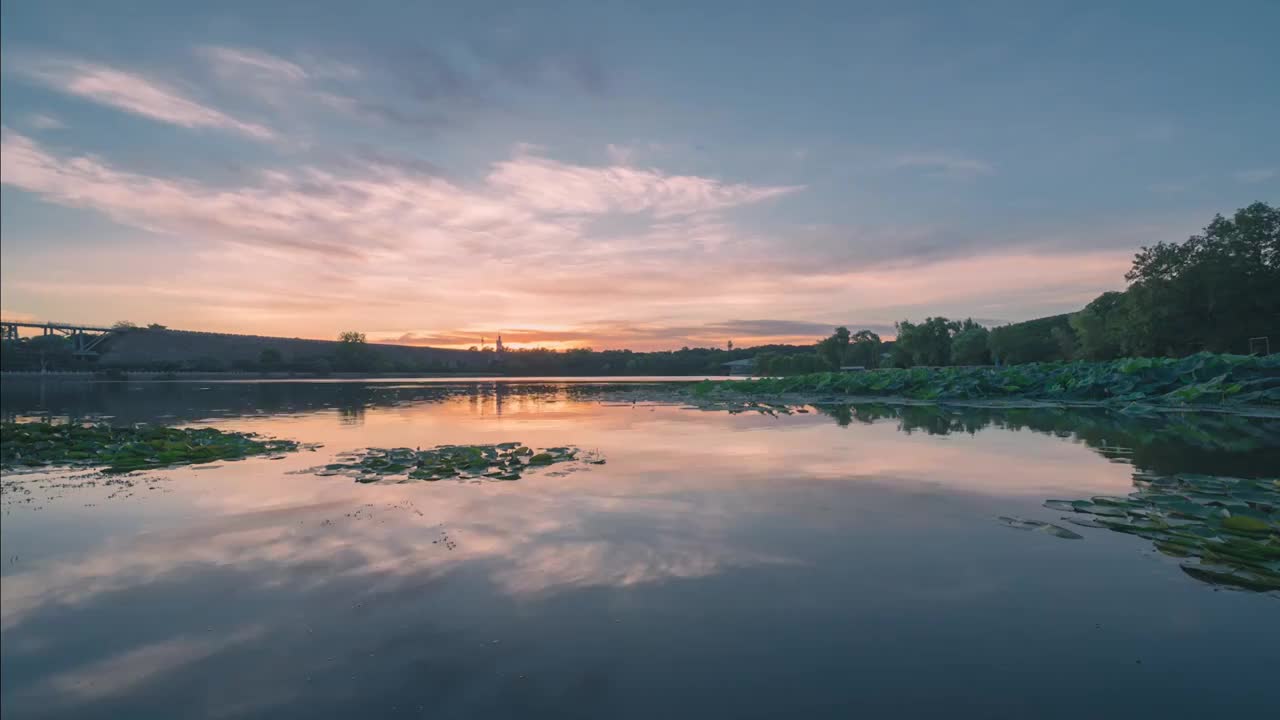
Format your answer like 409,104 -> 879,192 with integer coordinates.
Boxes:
997,515 -> 1084,539
1044,472 -> 1279,593
310,442 -> 603,483
0,421 -> 302,474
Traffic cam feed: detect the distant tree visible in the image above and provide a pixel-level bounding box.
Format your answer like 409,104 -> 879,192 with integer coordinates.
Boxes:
1070,291 -> 1128,360
846,330 -> 882,368
335,331 -> 380,372
817,326 -> 852,368
895,317 -> 959,366
112,320 -> 138,330
951,321 -> 991,365
988,314 -> 1075,364
1050,326 -> 1077,361
146,323 -> 167,330
727,340 -> 734,352
26,335 -> 76,371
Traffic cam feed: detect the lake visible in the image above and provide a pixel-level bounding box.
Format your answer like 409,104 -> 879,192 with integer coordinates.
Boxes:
2,379 -> 1277,719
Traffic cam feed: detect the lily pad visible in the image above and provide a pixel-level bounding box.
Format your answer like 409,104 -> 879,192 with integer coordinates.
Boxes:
997,516 -> 1083,540
307,442 -> 602,483
1039,471 -> 1280,592
1,421 -> 299,474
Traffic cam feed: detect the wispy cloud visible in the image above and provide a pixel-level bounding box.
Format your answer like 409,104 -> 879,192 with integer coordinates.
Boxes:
17,56 -> 273,139
891,152 -> 993,180
1233,168 -> 1276,184
0,129 -> 796,260
23,113 -> 66,130
489,149 -> 802,218
197,46 -> 309,83
2,123 -> 1139,348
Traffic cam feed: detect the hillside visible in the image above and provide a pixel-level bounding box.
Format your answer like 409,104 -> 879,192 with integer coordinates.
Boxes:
98,328 -> 483,372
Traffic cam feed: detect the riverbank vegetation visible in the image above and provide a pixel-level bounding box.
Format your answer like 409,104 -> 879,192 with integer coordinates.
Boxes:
0,422 -> 302,473
692,353 -> 1280,407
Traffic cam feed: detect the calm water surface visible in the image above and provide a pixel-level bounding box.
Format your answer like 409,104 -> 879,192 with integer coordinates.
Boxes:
2,379 -> 1278,719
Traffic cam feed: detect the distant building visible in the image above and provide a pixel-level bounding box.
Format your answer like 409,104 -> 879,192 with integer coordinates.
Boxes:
495,335 -> 504,355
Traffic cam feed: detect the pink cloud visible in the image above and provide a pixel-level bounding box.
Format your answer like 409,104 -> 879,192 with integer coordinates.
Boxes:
18,57 -> 274,139
488,150 -> 802,218
2,129 -> 1136,349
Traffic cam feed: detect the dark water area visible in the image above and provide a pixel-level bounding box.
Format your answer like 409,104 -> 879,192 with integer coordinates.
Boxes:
2,379 -> 1277,719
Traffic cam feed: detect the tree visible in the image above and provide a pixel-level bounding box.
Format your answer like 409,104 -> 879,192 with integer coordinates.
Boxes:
895,317 -> 959,366
1070,291 -> 1128,360
988,314 -> 1075,364
846,330 -> 882,368
335,331 -> 380,372
1122,201 -> 1279,354
112,320 -> 138,330
951,322 -> 990,365
817,326 -> 852,368
727,340 -> 734,352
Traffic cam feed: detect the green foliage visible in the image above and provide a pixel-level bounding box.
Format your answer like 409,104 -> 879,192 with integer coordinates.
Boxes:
847,330 -> 882,368
1043,472 -> 1279,592
1070,292 -> 1128,360
817,326 -> 851,368
694,352 -> 1280,406
1,422 -> 300,473
988,314 -> 1076,364
311,443 -> 600,483
951,324 -> 991,365
754,351 -> 830,375
1088,202 -> 1280,356
894,317 -> 962,366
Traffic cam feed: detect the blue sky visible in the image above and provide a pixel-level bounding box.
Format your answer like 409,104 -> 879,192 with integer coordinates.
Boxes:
2,0 -> 1277,348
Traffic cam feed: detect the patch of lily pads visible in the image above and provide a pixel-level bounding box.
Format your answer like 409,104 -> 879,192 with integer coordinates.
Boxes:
310,442 -> 604,484
1044,472 -> 1279,593
0,421 -> 302,474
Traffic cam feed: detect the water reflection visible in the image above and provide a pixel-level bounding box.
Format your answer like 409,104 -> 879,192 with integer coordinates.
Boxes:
809,402 -> 1280,477
6,379 -> 1277,478
2,380 -> 1278,719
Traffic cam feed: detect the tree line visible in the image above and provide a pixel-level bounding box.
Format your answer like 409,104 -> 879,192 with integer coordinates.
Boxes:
757,202 -> 1278,374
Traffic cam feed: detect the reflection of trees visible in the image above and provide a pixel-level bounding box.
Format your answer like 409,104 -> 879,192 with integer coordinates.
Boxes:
335,385 -> 368,426
812,403 -> 1280,477
5,380 -> 1276,479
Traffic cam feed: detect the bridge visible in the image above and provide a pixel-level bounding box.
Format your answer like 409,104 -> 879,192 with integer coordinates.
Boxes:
1,321 -> 118,357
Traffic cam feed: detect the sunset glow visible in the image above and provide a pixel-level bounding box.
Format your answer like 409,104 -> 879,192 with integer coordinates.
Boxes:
2,3 -> 1276,350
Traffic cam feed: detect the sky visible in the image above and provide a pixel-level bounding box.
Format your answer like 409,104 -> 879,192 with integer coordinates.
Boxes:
1,0 -> 1277,350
